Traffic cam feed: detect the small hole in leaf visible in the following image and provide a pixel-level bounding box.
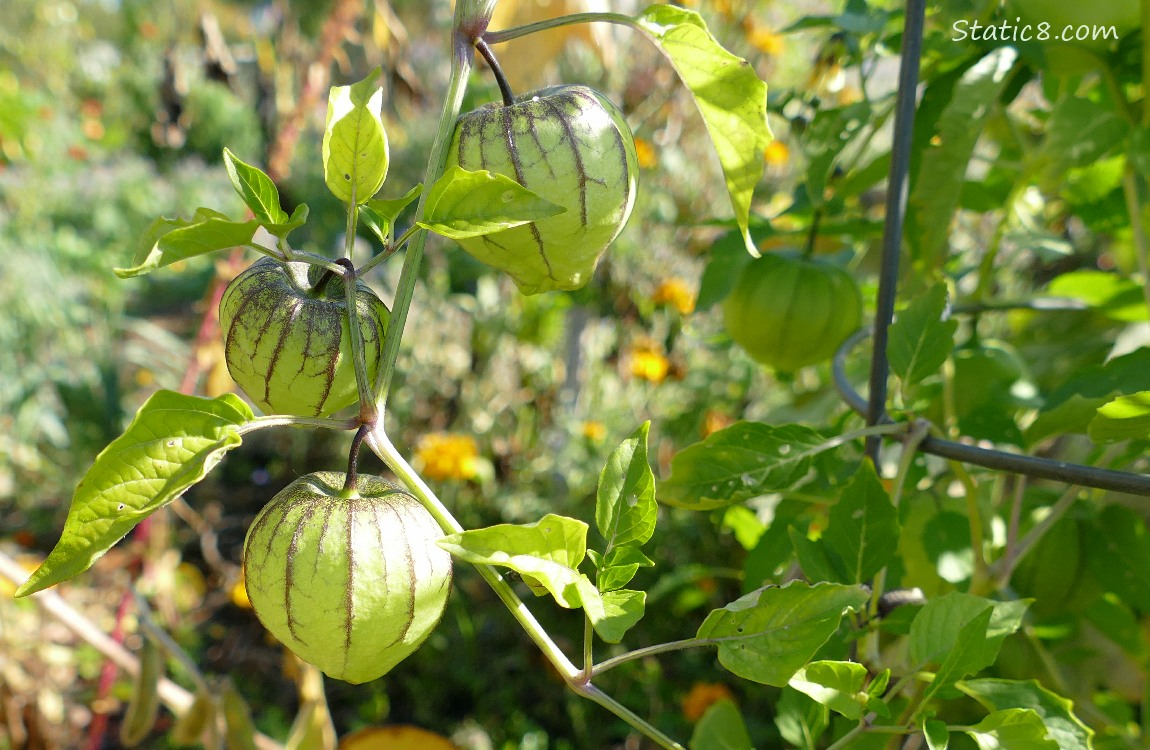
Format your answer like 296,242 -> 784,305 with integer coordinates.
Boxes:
118,503 -> 125,511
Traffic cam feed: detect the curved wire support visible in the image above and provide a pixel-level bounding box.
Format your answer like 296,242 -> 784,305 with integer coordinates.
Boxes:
834,329 -> 1150,497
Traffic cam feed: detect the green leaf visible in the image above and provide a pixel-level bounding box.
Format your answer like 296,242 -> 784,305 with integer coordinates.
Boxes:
919,607 -> 994,706
907,47 -> 1018,269
595,546 -> 654,592
417,165 -> 566,240
114,209 -> 261,278
261,203 -> 309,239
924,719 -> 950,750
697,231 -> 754,311
1084,504 -> 1150,610
696,581 -> 870,685
1048,270 -> 1147,322
962,709 -> 1058,750
690,699 -> 754,750
823,461 -> 900,584
322,68 -> 389,204
1089,391 -> 1150,443
15,391 -> 253,597
438,514 -> 599,609
594,589 -> 646,643
634,4 -> 771,256
775,687 -> 829,750
596,422 -> 656,550
787,660 -> 871,720
887,284 -> 958,387
1041,95 -> 1130,174
222,148 -> 288,226
360,184 -> 423,244
909,593 -> 1027,669
959,679 -> 1093,750
1025,393 -> 1113,445
660,422 -> 829,510
804,102 -> 871,207
789,526 -> 849,584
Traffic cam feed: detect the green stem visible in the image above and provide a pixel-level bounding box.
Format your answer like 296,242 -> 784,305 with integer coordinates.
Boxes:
372,22 -> 474,417
580,616 -> 594,680
236,414 -> 359,436
592,637 -> 718,677
482,12 -> 636,45
337,255 -> 377,423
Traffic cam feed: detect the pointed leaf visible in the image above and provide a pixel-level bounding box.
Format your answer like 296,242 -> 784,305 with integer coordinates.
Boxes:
823,461 -> 900,584
114,209 -> 261,278
634,4 -> 771,256
919,607 -> 994,706
260,203 -> 309,239
223,148 -> 288,226
16,391 -> 253,596
360,184 -> 423,244
690,699 -> 754,750
1088,391 -> 1150,443
887,284 -> 958,387
660,422 -> 829,510
788,660 -> 871,720
596,422 -> 656,550
696,581 -> 870,685
959,679 -> 1093,750
909,593 -> 1027,669
963,709 -> 1058,750
924,720 -> 950,750
907,47 -> 1018,268
789,526 -> 849,584
417,165 -> 566,240
594,589 -> 646,643
596,546 -> 655,592
438,514 -> 600,610
322,68 -> 388,204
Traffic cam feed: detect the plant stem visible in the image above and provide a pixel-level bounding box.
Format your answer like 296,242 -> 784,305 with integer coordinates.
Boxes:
372,21 -> 474,416
236,414 -> 360,435
592,637 -> 717,677
343,423 -> 369,493
1122,166 -> 1150,316
482,12 -> 637,45
475,38 -> 515,107
337,256 -> 377,423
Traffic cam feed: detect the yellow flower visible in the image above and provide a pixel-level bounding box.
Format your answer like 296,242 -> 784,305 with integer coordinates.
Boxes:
415,433 -> 480,481
703,409 -> 734,437
746,22 -> 784,57
634,137 -> 658,169
230,572 -> 251,609
764,140 -> 790,167
629,342 -> 671,384
582,421 -> 607,442
653,278 -> 696,315
681,682 -> 736,722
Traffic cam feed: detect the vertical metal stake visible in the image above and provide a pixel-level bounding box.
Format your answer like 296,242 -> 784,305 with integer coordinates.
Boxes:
865,0 -> 929,465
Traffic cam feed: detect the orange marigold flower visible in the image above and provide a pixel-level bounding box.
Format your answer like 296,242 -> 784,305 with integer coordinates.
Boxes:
582,421 -> 607,442
634,137 -> 658,169
681,682 -> 736,722
764,140 -> 790,167
415,433 -> 480,481
629,343 -> 670,384
653,278 -> 696,315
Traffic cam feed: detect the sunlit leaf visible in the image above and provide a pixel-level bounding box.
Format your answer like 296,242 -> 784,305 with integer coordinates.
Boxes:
223,148 -> 288,226
322,68 -> 388,204
823,461 -> 900,584
962,709 -> 1058,750
907,47 -> 1018,269
887,284 -> 957,388
924,719 -> 950,750
596,422 -> 656,550
114,209 -> 260,278
918,607 -> 993,706
360,184 -> 423,244
594,589 -> 645,643
908,593 -> 1027,669
593,546 -> 654,592
787,660 -> 870,720
1088,391 -> 1150,443
959,679 -> 1093,750
1048,270 -> 1147,322
634,4 -> 771,256
690,699 -> 754,750
696,581 -> 869,685
660,422 -> 828,510
417,165 -> 565,240
16,391 -> 253,596
438,514 -> 601,611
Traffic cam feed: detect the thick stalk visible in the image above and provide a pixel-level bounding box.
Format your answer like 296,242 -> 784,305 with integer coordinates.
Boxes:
372,24 -> 474,415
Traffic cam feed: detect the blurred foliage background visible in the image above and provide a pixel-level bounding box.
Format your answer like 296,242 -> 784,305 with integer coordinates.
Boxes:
2,0 -> 1148,748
